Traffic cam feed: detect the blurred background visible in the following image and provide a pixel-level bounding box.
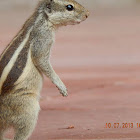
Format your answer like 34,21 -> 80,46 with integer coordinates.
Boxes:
0,0 -> 140,9
1,0 -> 140,140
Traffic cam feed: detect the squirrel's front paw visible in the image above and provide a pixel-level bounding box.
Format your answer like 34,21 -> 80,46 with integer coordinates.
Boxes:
57,86 -> 68,97
53,78 -> 68,97
60,88 -> 68,97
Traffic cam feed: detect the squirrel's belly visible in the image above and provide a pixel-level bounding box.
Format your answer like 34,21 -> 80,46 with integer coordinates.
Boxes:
14,67 -> 43,96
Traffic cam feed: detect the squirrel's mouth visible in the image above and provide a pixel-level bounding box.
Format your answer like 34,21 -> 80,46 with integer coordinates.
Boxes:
75,16 -> 87,24
76,21 -> 81,24
71,21 -> 80,25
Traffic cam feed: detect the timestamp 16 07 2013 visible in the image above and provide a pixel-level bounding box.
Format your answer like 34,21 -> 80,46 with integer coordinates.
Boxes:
105,123 -> 140,129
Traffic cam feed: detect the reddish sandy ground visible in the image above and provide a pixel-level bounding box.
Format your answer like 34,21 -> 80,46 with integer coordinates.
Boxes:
0,7 -> 140,140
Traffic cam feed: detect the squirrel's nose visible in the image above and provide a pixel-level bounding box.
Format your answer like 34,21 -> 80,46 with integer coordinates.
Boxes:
85,10 -> 90,18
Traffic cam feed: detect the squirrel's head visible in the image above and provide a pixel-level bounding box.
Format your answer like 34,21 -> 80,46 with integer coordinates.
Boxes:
37,0 -> 89,27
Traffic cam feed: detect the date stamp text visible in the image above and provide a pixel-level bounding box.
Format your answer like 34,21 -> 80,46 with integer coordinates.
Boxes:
105,123 -> 140,129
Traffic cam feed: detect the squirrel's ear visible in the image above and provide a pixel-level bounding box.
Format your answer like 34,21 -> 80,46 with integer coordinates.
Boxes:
46,0 -> 53,13
46,0 -> 53,5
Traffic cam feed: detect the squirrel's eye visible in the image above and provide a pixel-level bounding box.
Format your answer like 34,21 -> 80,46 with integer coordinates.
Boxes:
66,5 -> 74,11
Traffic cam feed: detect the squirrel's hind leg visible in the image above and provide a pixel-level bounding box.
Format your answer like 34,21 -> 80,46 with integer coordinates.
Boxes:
13,115 -> 38,140
13,98 -> 40,140
14,125 -> 34,140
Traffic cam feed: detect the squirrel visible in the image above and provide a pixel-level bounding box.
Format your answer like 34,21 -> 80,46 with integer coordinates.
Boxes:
0,0 -> 89,140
